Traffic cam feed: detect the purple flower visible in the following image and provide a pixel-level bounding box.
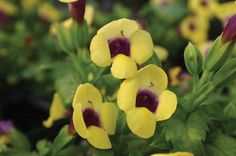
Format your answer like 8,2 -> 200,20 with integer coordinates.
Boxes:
0,120 -> 13,134
68,0 -> 85,24
222,15 -> 236,43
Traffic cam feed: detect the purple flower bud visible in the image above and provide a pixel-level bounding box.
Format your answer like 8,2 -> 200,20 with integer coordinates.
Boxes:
68,0 -> 85,24
222,15 -> 236,43
0,120 -> 13,134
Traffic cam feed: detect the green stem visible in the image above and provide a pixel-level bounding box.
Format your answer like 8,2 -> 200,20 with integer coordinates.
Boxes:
192,75 -> 199,93
92,67 -> 107,84
198,70 -> 209,88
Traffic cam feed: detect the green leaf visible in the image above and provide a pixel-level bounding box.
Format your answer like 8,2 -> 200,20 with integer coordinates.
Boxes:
224,102 -> 236,119
36,140 -> 52,156
206,132 -> 236,156
163,110 -> 208,156
92,149 -> 114,156
52,125 -> 74,156
10,129 -> 30,150
142,52 -> 162,68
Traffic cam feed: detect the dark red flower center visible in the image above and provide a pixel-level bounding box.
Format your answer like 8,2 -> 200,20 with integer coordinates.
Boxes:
189,22 -> 196,31
200,0 -> 208,7
108,37 -> 130,57
83,108 -> 100,128
136,89 -> 159,112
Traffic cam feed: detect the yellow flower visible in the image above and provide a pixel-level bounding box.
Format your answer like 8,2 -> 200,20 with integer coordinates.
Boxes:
169,66 -> 191,86
180,15 -> 209,44
117,64 -> 177,138
43,93 -> 67,128
188,0 -> 218,19
38,3 -> 61,22
151,152 -> 194,156
154,45 -> 169,62
0,0 -> 17,16
90,18 -> 154,79
214,2 -> 236,22
72,83 -> 118,149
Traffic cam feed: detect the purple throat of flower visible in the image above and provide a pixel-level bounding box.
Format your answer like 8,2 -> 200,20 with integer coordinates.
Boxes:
136,89 -> 159,113
82,108 -> 101,128
0,120 -> 13,134
108,37 -> 130,58
69,0 -> 86,23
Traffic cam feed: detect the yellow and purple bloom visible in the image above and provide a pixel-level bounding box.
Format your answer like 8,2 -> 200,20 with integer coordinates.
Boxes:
180,15 -> 209,44
117,64 -> 177,138
72,83 -> 118,149
90,18 -> 154,79
214,2 -> 236,22
154,45 -> 169,62
151,152 -> 194,156
0,120 -> 13,144
0,0 -> 17,23
188,0 -> 218,19
169,66 -> 191,86
59,0 -> 86,24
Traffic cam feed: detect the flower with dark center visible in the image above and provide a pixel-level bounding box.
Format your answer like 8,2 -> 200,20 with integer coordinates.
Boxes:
118,65 -> 177,138
222,15 -> 236,43
200,0 -> 208,7
72,83 -> 118,149
90,18 -> 154,79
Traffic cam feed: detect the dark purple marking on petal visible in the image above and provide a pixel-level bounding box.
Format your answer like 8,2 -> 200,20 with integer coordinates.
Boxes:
82,108 -> 100,128
108,37 -> 130,57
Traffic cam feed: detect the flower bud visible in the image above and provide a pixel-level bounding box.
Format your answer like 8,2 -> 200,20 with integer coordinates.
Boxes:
68,0 -> 85,24
184,42 -> 203,75
222,15 -> 236,43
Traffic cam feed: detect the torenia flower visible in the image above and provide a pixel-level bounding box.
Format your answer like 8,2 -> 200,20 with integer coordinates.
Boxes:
214,2 -> 236,22
222,15 -> 236,43
169,66 -> 191,86
151,152 -> 194,156
90,18 -> 154,79
43,93 -> 67,128
0,120 -> 13,145
180,15 -> 209,44
188,0 -> 218,19
72,83 -> 118,149
154,45 -> 169,62
59,0 -> 86,23
117,64 -> 177,138
0,0 -> 17,16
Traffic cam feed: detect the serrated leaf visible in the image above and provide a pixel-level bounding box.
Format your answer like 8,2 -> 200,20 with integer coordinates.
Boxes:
206,132 -> 236,156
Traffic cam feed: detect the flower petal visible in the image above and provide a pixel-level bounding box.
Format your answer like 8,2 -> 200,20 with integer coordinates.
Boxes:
127,108 -> 156,138
73,103 -> 88,139
151,152 -> 194,156
84,4 -> 94,25
120,18 -> 140,38
100,103 -> 118,135
87,126 -> 112,149
97,20 -> 121,40
59,0 -> 78,3
117,79 -> 139,112
43,93 -> 67,128
155,90 -> 177,121
90,34 -> 112,67
72,83 -> 102,110
135,64 -> 168,94
130,30 -> 154,64
111,54 -> 137,79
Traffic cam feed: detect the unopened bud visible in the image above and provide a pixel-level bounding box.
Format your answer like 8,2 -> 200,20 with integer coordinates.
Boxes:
222,15 -> 236,43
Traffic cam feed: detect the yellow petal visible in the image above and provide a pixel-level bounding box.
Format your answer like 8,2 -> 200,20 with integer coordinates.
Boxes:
168,66 -> 182,86
155,90 -> 177,121
0,1 -> 17,15
117,79 -> 139,112
120,18 -> 140,38
130,30 -> 154,64
154,45 -> 169,62
85,5 -> 94,26
0,135 -> 10,145
73,103 -> 88,139
126,108 -> 156,138
135,64 -> 168,94
87,126 -> 112,149
43,93 -> 67,128
38,3 -> 61,22
97,19 -> 122,40
214,2 -> 236,21
111,54 -> 137,79
151,152 -> 194,156
100,103 -> 118,135
72,83 -> 102,110
90,33 -> 112,67
59,0 -> 78,3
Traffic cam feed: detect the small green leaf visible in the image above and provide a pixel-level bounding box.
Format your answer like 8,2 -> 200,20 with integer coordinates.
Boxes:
224,102 -> 236,119
52,125 -> 74,156
92,149 -> 114,156
36,140 -> 52,156
10,129 -> 30,150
